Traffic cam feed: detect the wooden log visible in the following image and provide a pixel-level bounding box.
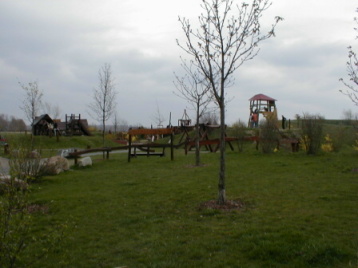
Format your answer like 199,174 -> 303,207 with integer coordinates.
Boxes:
130,153 -> 164,157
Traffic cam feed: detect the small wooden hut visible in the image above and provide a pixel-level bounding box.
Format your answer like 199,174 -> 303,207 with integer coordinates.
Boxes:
33,114 -> 54,136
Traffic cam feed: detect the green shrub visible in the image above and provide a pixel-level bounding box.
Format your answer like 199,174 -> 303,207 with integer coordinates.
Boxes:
230,120 -> 247,152
301,113 -> 324,155
259,117 -> 280,153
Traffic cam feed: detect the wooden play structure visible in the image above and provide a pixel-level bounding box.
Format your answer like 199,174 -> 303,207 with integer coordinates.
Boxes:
182,124 -> 237,154
32,114 -> 55,136
178,109 -> 191,127
64,114 -> 91,136
69,127 -> 182,163
68,121 -> 300,165
127,128 -> 175,161
176,111 -> 237,154
248,93 -> 278,127
240,134 -> 299,152
32,114 -> 91,136
245,94 -> 300,151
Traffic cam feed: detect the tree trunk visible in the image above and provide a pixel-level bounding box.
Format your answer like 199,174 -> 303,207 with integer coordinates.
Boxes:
217,100 -> 226,205
102,116 -> 105,147
102,116 -> 105,159
195,105 -> 201,166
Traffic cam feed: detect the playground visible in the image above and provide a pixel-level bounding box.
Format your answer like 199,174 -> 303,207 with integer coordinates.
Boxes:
65,93 -> 301,163
17,92 -> 302,161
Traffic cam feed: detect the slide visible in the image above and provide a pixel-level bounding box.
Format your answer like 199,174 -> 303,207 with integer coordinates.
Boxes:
78,120 -> 91,136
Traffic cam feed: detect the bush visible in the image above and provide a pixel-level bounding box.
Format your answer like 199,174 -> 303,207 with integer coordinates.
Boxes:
9,148 -> 47,182
0,176 -> 31,267
230,120 -> 247,152
301,113 -> 324,155
0,175 -> 67,268
259,117 -> 280,154
321,134 -> 334,152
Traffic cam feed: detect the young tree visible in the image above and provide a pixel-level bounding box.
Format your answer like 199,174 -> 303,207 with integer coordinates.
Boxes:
153,100 -> 165,128
112,111 -> 120,133
178,0 -> 282,204
200,111 -> 219,125
174,59 -> 213,166
19,81 -> 43,134
88,63 -> 117,146
301,113 -> 324,155
43,102 -> 61,120
340,8 -> 358,105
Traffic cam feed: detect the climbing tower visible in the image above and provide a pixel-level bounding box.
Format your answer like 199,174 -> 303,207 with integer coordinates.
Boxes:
248,93 -> 277,127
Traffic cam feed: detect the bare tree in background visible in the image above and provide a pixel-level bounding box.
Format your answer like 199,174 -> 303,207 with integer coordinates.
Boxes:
119,119 -> 130,132
19,81 -> 43,135
88,63 -> 117,146
43,102 -> 61,120
340,8 -> 358,105
200,111 -> 219,125
153,100 -> 165,128
174,59 -> 213,166
0,114 -> 26,132
112,111 -> 120,133
8,117 -> 27,132
178,0 -> 282,204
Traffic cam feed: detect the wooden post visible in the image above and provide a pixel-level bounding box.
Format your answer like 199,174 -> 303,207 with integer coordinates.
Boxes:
170,132 -> 174,161
74,149 -> 78,165
106,149 -> 110,159
4,144 -> 9,154
127,135 -> 132,162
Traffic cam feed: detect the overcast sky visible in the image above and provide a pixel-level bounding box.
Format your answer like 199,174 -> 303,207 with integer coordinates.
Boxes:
0,0 -> 357,127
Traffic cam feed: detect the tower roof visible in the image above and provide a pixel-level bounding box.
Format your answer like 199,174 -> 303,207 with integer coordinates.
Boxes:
249,94 -> 276,101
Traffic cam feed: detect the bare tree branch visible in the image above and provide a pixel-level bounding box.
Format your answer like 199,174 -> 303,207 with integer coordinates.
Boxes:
340,8 -> 358,105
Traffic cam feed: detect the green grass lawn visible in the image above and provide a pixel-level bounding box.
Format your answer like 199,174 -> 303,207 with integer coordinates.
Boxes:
17,143 -> 357,268
0,132 -> 119,158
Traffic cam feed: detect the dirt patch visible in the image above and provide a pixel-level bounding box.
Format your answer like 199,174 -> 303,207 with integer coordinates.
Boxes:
198,199 -> 246,212
27,204 -> 49,214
